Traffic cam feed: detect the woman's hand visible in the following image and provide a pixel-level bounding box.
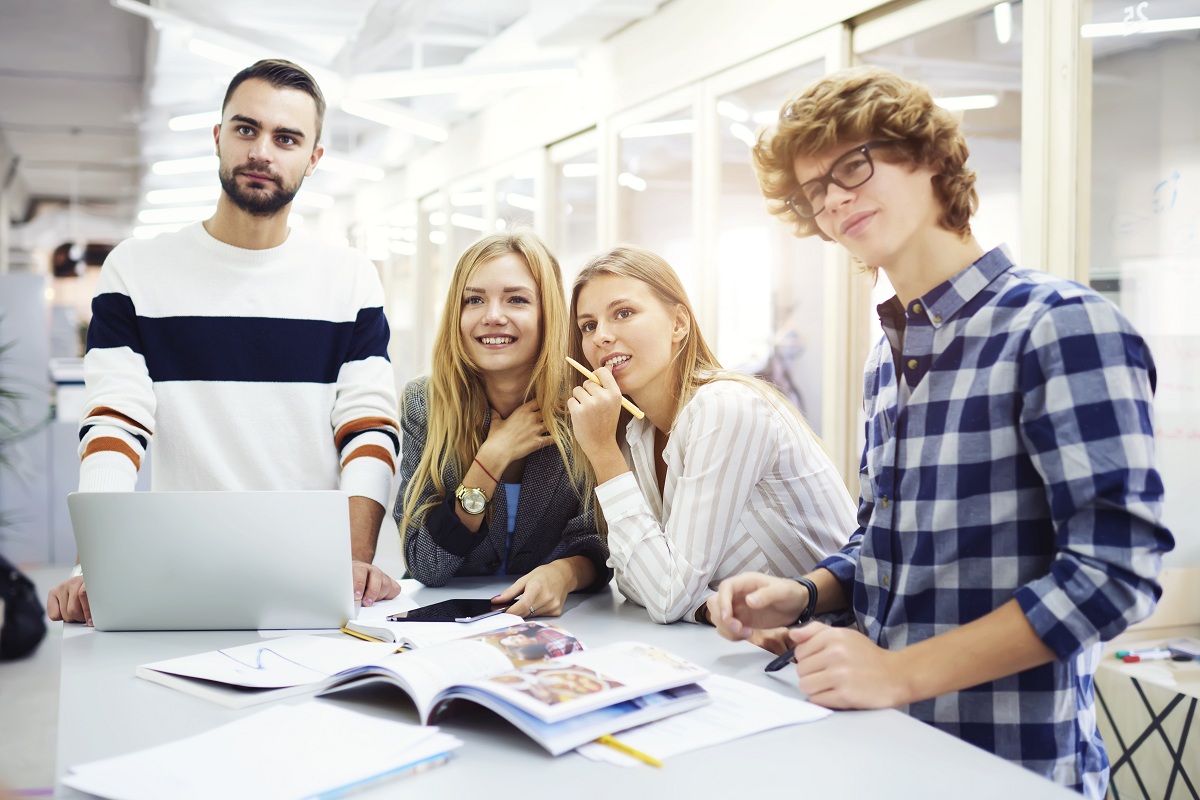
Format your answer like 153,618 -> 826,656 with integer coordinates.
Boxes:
566,366 -> 628,481
481,399 -> 554,466
491,559 -> 580,617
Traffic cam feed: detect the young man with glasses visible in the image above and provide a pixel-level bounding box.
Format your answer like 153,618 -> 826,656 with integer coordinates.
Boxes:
707,66 -> 1172,798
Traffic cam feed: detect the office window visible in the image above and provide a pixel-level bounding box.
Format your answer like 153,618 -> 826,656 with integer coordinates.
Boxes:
552,144 -> 599,285
495,170 -> 536,233
857,2 -> 1025,309
1085,0 -> 1200,566
617,108 -> 696,297
715,62 -> 826,431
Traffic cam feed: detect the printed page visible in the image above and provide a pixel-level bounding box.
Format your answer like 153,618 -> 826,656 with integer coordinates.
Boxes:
63,702 -> 461,800
347,612 -> 527,647
576,674 -> 831,765
138,635 -> 398,689
462,641 -> 708,724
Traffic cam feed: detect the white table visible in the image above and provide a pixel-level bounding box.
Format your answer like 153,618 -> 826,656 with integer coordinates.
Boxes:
56,577 -> 1074,799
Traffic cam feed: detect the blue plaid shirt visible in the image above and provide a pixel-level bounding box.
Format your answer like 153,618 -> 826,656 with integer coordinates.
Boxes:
817,248 -> 1172,798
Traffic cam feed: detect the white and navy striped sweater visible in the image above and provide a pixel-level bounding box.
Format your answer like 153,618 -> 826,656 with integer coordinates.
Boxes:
77,222 -> 399,507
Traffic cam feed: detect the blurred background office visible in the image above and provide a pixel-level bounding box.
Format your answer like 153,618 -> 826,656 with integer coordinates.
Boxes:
1,0 -> 1199,794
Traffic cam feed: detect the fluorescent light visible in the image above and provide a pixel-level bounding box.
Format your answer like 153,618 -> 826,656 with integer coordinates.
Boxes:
494,219 -> 508,231
729,122 -> 756,148
151,156 -> 218,175
561,162 -> 598,178
429,211 -> 447,226
137,206 -> 214,224
145,186 -> 219,204
450,213 -> 488,231
349,64 -> 577,100
429,230 -> 447,244
390,241 -> 416,255
620,120 -> 695,139
450,191 -> 486,207
317,155 -> 384,182
390,227 -> 416,241
168,111 -> 220,132
716,101 -> 749,122
339,98 -> 448,142
504,193 -> 536,211
618,172 -> 647,192
132,223 -> 189,239
752,110 -> 775,125
187,37 -> 259,69
110,0 -> 187,29
994,2 -> 1013,45
1081,15 -> 1200,37
935,94 -> 1000,111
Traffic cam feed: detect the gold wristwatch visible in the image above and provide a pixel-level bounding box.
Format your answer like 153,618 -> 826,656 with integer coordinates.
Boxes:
454,484 -> 488,515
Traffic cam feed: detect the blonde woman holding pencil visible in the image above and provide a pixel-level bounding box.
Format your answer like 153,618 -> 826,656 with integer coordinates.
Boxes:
567,246 -> 854,626
396,231 -> 611,616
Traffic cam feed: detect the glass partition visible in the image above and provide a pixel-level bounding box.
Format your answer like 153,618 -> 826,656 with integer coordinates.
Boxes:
1085,0 -> 1200,567
617,107 -> 696,296
553,148 -> 599,285
715,62 -> 827,430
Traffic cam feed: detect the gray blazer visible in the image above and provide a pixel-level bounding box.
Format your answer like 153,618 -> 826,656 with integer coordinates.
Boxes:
394,376 -> 611,591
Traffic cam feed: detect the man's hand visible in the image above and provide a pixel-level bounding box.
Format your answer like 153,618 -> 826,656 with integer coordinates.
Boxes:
47,576 -> 92,626
788,622 -> 910,709
709,572 -> 808,641
353,560 -> 400,607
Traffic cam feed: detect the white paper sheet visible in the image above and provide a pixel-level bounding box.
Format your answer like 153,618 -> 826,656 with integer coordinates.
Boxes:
576,674 -> 831,766
63,701 -> 461,800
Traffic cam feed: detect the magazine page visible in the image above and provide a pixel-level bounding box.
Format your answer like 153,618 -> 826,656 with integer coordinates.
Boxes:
346,612 -> 527,648
436,682 -> 711,756
459,641 -> 708,724
320,622 -> 587,720
135,635 -> 399,705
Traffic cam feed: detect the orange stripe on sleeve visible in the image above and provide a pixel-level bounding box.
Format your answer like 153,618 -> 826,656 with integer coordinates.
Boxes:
334,416 -> 399,450
82,437 -> 142,469
341,444 -> 396,474
89,406 -> 153,435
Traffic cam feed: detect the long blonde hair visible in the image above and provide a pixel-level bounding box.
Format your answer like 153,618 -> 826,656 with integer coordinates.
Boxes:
400,231 -> 577,537
567,246 -> 820,495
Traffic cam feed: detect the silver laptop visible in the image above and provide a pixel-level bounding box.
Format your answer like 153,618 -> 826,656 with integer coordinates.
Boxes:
68,491 -> 356,631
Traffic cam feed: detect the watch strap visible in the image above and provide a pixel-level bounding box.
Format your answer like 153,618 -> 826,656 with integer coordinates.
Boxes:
793,577 -> 818,625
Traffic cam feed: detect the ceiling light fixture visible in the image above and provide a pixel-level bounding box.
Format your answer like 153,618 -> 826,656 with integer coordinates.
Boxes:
145,186 -> 219,205
619,120 -> 694,139
935,94 -> 1000,111
151,156 -> 219,175
1081,15 -> 1200,37
618,172 -> 647,192
348,63 -> 577,100
168,111 -> 221,132
137,205 -> 215,224
339,99 -> 449,142
994,2 -> 1013,45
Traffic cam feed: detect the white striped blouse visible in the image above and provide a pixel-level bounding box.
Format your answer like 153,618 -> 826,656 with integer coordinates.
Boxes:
594,379 -> 856,623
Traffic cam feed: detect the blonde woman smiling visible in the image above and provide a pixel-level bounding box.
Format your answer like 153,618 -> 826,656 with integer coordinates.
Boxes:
396,232 -> 610,617
567,246 -> 854,624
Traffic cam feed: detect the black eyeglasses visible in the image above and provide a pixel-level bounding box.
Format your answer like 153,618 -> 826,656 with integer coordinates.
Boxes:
786,141 -> 887,219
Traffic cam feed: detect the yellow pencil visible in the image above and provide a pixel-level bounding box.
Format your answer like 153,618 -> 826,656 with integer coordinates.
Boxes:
340,626 -> 385,643
594,734 -> 663,767
566,357 -> 645,419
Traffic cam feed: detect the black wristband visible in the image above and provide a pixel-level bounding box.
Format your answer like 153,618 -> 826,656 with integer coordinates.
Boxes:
793,577 -> 818,625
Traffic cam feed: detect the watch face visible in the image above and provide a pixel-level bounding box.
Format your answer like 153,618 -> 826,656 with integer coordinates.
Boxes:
460,487 -> 487,514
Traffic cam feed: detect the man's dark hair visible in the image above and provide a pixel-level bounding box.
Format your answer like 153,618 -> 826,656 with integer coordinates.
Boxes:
221,59 -> 326,145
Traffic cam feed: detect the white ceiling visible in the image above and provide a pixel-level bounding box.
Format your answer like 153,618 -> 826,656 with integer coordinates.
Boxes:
0,0 -> 666,249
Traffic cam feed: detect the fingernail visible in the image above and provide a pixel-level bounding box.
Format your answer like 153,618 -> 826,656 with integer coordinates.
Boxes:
363,598 -> 373,606
491,594 -> 502,601
355,591 -> 363,599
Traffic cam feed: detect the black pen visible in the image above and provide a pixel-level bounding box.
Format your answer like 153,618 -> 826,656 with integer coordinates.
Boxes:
764,647 -> 796,673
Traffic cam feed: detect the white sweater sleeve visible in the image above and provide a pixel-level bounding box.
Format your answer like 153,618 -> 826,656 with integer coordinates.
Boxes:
77,247 -> 155,492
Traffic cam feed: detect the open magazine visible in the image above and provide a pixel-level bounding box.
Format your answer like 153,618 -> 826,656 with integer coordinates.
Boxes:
136,622 -> 712,755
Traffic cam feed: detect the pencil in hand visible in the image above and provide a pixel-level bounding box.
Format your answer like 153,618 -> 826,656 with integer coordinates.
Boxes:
565,356 -> 645,419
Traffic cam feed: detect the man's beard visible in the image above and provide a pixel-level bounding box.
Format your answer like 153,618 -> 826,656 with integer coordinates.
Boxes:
219,161 -> 300,217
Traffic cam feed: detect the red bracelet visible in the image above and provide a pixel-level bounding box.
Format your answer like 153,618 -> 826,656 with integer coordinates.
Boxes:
473,457 -> 499,484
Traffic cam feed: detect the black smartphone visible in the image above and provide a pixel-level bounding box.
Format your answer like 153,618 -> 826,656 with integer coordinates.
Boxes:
387,598 -> 508,623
